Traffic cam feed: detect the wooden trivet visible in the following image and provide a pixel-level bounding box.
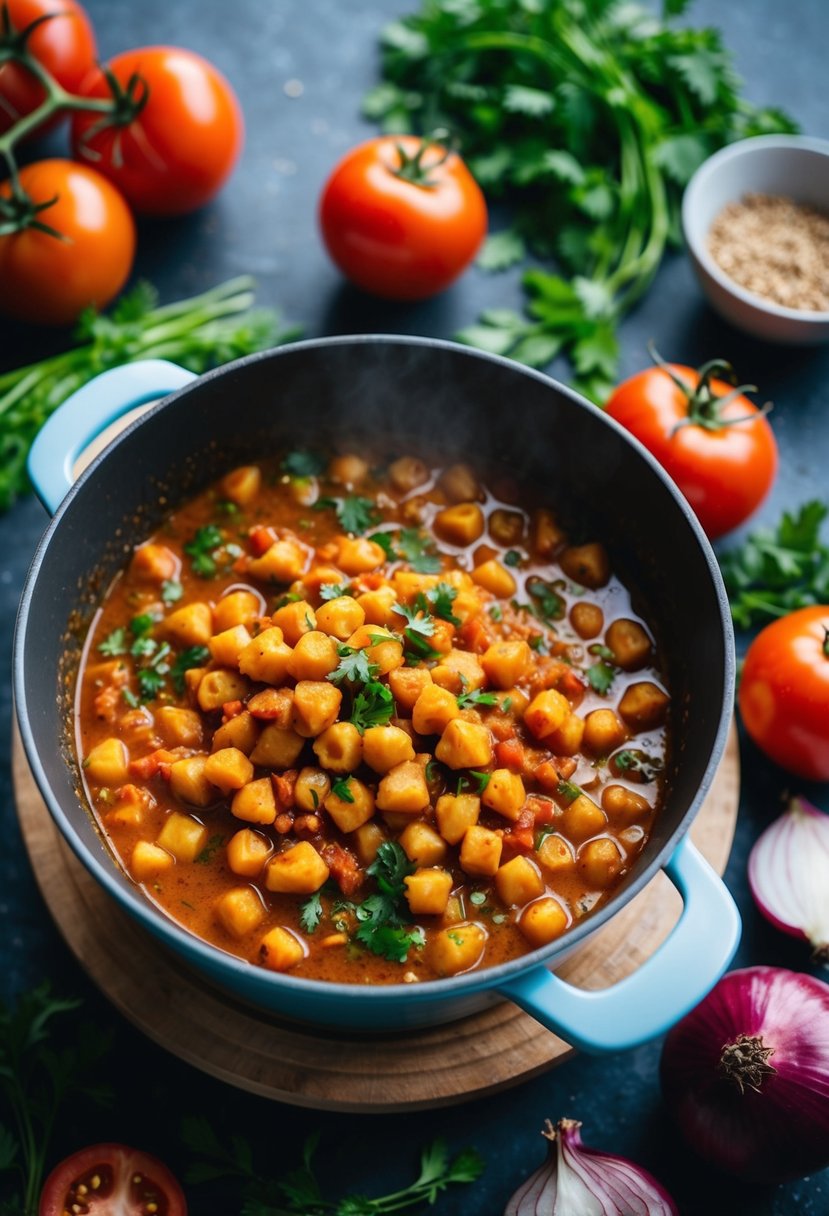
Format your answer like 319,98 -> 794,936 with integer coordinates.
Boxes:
12,724 -> 739,1111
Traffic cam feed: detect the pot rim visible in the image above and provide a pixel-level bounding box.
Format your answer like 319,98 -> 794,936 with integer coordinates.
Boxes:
14,333 -> 736,1005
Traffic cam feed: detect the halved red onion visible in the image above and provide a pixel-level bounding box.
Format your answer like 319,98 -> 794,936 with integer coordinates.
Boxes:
748,796 -> 829,964
504,1118 -> 678,1216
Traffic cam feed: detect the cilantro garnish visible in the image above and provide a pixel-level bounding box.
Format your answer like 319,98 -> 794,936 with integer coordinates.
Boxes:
587,661 -> 615,695
184,524 -> 224,577
273,591 -> 302,610
319,581 -> 352,601
503,549 -> 523,567
195,834 -> 225,865
526,576 -> 565,624
328,645 -> 379,686
352,842 -> 424,962
398,527 -> 441,573
300,891 -> 324,933
419,582 -> 460,625
350,681 -> 395,733
331,777 -> 356,803
489,603 -> 503,622
394,600 -> 440,662
614,749 -> 663,783
171,645 -> 210,694
160,579 -> 183,605
316,495 -> 379,535
457,770 -> 492,796
369,530 -> 399,560
98,627 -> 127,657
557,779 -> 582,803
457,687 -> 498,709
121,688 -> 139,709
281,449 -> 327,478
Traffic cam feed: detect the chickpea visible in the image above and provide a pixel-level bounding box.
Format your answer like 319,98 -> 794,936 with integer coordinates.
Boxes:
569,601 -> 604,640
438,463 -> 481,503
388,455 -> 429,493
329,453 -> 369,488
488,508 -> 525,547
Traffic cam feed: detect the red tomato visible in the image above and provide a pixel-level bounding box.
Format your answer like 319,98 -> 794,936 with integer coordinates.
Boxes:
0,159 -> 135,325
0,0 -> 96,137
319,135 -> 488,300
70,46 -> 244,216
738,606 -> 829,781
39,1143 -> 187,1216
605,357 -> 778,539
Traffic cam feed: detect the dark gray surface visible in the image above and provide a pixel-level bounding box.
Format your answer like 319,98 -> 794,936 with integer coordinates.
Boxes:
1,1 -> 827,1212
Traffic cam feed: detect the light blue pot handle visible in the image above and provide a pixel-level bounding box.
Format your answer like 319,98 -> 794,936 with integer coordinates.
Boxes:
498,836 -> 740,1054
28,359 -> 197,515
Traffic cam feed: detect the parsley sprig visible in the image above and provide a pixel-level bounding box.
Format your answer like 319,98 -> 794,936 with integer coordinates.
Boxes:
316,495 -> 380,535
328,645 -> 380,687
394,601 -> 440,663
354,842 -> 424,961
586,643 -> 617,696
350,681 -> 395,733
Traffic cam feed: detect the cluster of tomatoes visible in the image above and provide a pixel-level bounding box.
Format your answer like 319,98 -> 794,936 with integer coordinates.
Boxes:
0,0 -> 243,325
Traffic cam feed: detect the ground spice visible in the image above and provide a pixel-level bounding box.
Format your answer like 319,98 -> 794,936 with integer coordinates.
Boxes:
707,193 -> 829,312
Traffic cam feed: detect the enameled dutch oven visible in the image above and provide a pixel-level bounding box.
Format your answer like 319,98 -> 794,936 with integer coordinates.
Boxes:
14,336 -> 740,1052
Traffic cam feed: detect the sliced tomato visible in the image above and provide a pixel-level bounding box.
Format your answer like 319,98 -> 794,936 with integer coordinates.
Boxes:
39,1143 -> 187,1216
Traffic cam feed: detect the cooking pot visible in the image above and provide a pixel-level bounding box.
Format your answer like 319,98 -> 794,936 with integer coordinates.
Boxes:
14,336 -> 739,1051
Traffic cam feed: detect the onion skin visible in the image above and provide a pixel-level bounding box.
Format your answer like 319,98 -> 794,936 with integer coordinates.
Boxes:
748,796 -> 829,963
660,967 -> 829,1183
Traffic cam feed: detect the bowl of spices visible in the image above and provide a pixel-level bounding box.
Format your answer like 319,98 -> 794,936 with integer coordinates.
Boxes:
682,134 -> 829,343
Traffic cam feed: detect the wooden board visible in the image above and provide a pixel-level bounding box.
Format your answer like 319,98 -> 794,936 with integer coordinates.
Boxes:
13,724 -> 739,1112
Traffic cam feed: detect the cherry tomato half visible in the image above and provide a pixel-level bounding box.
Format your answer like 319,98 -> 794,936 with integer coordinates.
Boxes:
70,46 -> 244,216
605,356 -> 778,540
319,135 -> 488,300
738,605 -> 829,781
0,0 -> 96,138
39,1143 -> 187,1216
0,159 -> 135,325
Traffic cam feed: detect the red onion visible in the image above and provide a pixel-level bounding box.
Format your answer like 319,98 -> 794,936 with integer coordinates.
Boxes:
503,1118 -> 678,1215
748,796 -> 829,964
661,966 -> 829,1182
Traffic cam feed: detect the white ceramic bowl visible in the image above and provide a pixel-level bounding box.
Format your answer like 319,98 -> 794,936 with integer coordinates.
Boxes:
682,134 -> 829,343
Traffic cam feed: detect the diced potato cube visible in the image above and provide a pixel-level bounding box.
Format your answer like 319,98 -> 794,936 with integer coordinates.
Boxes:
216,886 -> 266,938
618,681 -> 670,731
248,536 -> 308,583
562,793 -> 607,841
335,536 -> 386,575
286,630 -> 339,680
471,560 -> 517,598
602,784 -> 652,821
226,828 -> 273,877
155,706 -> 203,748
362,725 -> 415,773
481,640 -> 532,689
411,685 -> 460,738
537,832 -> 575,871
213,589 -> 262,632
312,721 -> 363,772
204,747 -> 254,793
184,667 -> 207,695
208,624 -> 252,668
606,618 -> 653,670
569,601 -> 604,639
388,455 -> 429,493
434,502 -> 485,546
583,709 -> 627,755
399,821 -> 448,867
84,738 -> 129,785
545,713 -> 585,757
259,926 -> 306,971
265,841 -> 330,893
221,464 -> 261,505
435,719 -> 493,770
212,710 -> 260,755
238,628 -> 293,684
249,723 -> 305,768
164,602 -> 213,648
488,508 -> 525,547
375,760 -> 430,814
404,868 -> 453,915
560,542 -> 610,589
459,825 -> 502,876
530,507 -> 566,559
431,922 -> 487,976
231,777 -> 277,824
356,586 -> 397,627
392,571 -> 438,603
247,687 -> 294,725
197,669 -> 250,712
169,755 -> 216,807
294,766 -> 332,812
389,666 -> 432,713
292,680 -> 343,737
272,598 -> 317,645
438,463 -> 480,503
523,689 -> 570,740
157,811 -> 208,862
346,626 -> 404,676
130,840 -> 174,881
354,820 -> 386,865
579,837 -> 624,887
431,649 -> 486,696
324,777 -> 375,832
435,793 -> 480,845
130,543 -> 178,582
315,596 -> 366,640
495,855 -> 545,906
519,896 -> 568,947
482,768 -> 525,820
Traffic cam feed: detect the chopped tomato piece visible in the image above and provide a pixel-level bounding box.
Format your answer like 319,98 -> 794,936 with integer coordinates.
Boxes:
221,699 -> 244,721
272,769 -> 298,810
128,749 -> 179,780
495,738 -> 524,770
322,842 -> 364,897
459,617 -> 491,654
249,524 -> 277,555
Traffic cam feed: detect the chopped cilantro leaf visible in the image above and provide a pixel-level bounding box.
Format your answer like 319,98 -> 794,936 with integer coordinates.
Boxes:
398,527 -> 441,573
160,579 -> 183,605
338,495 -> 380,535
489,603 -> 503,622
328,645 -> 379,686
614,749 -> 663,782
331,777 -> 356,803
137,667 -> 166,702
300,891 -> 324,933
588,643 -> 616,661
121,688 -> 139,708
557,779 -> 582,803
98,627 -> 127,657
369,530 -> 399,560
282,449 -> 327,478
273,591 -> 301,610
355,922 -> 425,962
350,681 -> 395,733
319,581 -> 352,601
421,582 -> 460,625
130,612 -> 158,638
130,636 -> 157,659
171,645 -> 210,693
526,576 -> 565,623
184,524 -> 223,578
587,661 -> 615,695
457,687 -> 498,709
503,549 -> 523,567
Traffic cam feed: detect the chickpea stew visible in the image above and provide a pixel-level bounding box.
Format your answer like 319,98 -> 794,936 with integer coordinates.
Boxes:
76,450 -> 671,985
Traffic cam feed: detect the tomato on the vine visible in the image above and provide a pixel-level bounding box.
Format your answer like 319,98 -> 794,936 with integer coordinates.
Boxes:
738,605 -> 829,782
605,353 -> 778,540
0,159 -> 135,325
39,1143 -> 187,1216
0,0 -> 96,137
70,46 -> 244,216
319,135 -> 488,300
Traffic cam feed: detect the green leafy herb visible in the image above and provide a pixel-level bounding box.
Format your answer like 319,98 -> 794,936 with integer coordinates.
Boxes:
397,527 -> 442,573
457,686 -> 498,709
331,777 -> 356,804
526,576 -> 565,624
350,681 -> 395,733
273,591 -> 302,611
0,278 -> 300,513
282,449 -> 327,478
161,579 -> 184,605
319,581 -> 353,601
315,494 -> 381,536
195,834 -> 225,865
457,770 -> 492,796
368,530 -> 399,560
489,603 -> 503,623
503,549 -> 523,567
328,646 -> 379,687
366,2 -> 795,398
300,892 -> 324,934
136,666 -> 166,702
614,749 -> 663,783
98,627 -> 127,657
121,688 -> 139,709
419,581 -> 460,625
130,612 -> 157,638
354,842 -> 424,962
557,779 -> 582,803
720,500 -> 829,628
184,524 -> 224,577
587,661 -> 615,695
394,600 -> 440,663
170,645 -> 210,694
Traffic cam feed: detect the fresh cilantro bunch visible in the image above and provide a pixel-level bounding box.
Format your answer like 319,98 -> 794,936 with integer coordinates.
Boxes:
364,0 -> 796,398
